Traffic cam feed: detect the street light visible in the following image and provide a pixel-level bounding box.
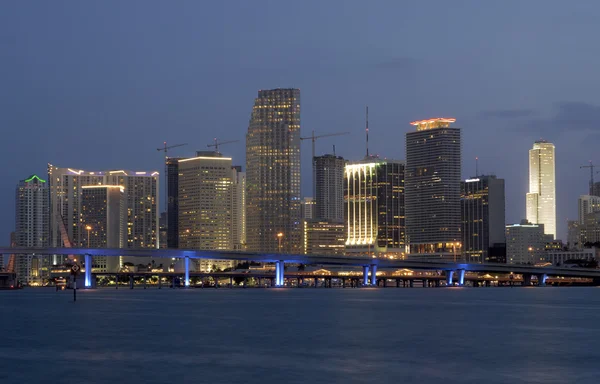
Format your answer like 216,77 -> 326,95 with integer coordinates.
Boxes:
85,225 -> 92,248
277,232 -> 284,253
528,246 -> 533,264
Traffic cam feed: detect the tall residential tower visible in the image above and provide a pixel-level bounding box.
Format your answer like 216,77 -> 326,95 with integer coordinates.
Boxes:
246,88 -> 301,253
526,140 -> 556,239
405,118 -> 461,257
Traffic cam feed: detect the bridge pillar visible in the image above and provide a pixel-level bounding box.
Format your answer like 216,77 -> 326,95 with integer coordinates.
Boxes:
84,254 -> 92,288
158,277 -> 162,289
537,274 -> 547,286
458,270 -> 465,286
184,256 -> 190,287
446,271 -> 454,286
523,274 -> 532,286
275,261 -> 284,287
129,275 -> 134,289
362,266 -> 369,285
409,280 -> 414,288
370,265 -> 377,286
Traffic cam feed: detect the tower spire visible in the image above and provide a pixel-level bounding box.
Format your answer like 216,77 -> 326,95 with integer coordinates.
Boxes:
366,106 -> 369,158
475,156 -> 479,177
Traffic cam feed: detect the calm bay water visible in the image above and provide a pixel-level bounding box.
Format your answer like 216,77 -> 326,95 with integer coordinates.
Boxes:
1,287 -> 600,383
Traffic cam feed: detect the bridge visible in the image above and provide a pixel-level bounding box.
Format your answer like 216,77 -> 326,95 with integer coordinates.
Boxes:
3,246 -> 600,288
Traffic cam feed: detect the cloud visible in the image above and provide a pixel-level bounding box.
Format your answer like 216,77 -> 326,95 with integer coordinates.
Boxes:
524,102 -> 600,133
480,108 -> 538,119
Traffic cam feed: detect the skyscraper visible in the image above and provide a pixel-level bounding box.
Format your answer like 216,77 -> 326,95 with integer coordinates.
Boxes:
166,157 -> 182,248
461,175 -> 506,263
526,140 -> 556,239
578,195 -> 600,225
246,88 -> 301,253
314,154 -> 345,221
15,175 -> 49,284
344,157 -> 405,255
405,118 -> 461,256
80,185 -> 125,272
231,166 -> 247,250
48,165 -> 159,262
178,152 -> 239,271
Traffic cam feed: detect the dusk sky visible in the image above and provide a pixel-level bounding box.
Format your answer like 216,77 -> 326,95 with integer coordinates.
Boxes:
2,0 -> 599,241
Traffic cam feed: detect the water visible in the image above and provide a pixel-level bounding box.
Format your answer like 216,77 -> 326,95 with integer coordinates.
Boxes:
1,287 -> 600,383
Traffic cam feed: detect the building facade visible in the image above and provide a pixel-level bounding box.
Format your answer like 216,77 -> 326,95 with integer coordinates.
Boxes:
526,140 -> 556,239
166,157 -> 182,249
80,185 -> 126,272
301,197 -> 315,220
578,195 -> 600,225
15,175 -> 50,284
303,220 -> 345,255
461,175 -> 506,263
178,152 -> 235,271
246,88 -> 301,253
405,118 -> 461,256
48,165 -> 159,252
344,157 -> 405,256
231,166 -> 246,251
506,220 -> 553,264
314,154 -> 345,221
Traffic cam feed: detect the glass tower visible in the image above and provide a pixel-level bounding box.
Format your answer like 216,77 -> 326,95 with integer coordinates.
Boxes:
405,118 -> 461,255
526,140 -> 556,239
246,88 -> 301,253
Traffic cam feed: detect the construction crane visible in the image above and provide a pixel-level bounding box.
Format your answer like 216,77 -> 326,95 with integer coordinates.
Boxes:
207,138 -> 239,153
156,142 -> 188,218
581,161 -> 596,195
300,130 -> 350,200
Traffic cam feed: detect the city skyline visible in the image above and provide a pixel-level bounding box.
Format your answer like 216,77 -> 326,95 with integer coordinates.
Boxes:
3,1 -> 600,242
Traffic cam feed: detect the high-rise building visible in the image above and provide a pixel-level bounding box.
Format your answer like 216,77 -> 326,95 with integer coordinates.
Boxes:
80,185 -> 125,272
166,157 -> 181,248
405,118 -> 461,256
567,220 -> 581,250
526,140 -> 556,239
178,152 -> 236,271
461,175 -> 506,263
301,197 -> 315,220
48,165 -> 159,265
15,175 -> 50,284
506,220 -> 553,264
246,88 -> 301,253
344,157 -> 405,256
314,154 -> 345,221
303,220 -> 345,255
159,212 -> 167,249
231,166 -> 246,250
578,195 -> 600,225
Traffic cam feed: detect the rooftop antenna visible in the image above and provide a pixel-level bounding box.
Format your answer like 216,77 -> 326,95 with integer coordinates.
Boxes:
475,156 -> 479,177
366,106 -> 369,158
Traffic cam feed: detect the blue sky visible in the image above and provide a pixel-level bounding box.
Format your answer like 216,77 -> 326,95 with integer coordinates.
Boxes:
2,0 -> 600,241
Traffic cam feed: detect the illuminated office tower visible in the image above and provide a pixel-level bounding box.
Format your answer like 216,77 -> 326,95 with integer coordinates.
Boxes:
314,154 -> 345,221
48,165 -> 159,265
231,166 -> 247,250
461,175 -> 506,263
246,88 -> 301,253
344,157 -> 405,255
14,175 -> 50,284
303,220 -> 346,255
166,157 -> 182,248
506,220 -> 553,264
526,140 -> 556,239
178,152 -> 234,271
80,186 -> 126,273
405,118 -> 461,256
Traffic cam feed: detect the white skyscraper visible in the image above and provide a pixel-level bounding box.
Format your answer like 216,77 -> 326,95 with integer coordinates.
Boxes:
15,175 -> 49,284
526,140 -> 556,239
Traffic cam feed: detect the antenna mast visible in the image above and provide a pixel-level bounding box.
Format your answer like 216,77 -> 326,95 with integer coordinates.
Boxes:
475,157 -> 479,177
366,106 -> 369,158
